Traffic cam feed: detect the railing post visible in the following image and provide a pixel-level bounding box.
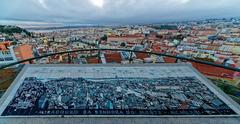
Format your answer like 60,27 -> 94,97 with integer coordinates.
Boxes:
175,58 -> 179,63
68,53 -> 71,64
28,60 -> 32,64
98,49 -> 101,63
97,41 -> 101,63
129,52 -> 133,63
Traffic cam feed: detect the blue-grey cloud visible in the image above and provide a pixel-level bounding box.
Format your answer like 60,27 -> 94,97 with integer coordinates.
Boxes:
0,0 -> 240,24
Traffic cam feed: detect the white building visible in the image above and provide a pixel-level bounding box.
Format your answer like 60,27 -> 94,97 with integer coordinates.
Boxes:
0,46 -> 18,66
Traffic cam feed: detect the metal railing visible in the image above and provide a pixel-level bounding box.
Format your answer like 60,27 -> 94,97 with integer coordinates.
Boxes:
0,48 -> 240,72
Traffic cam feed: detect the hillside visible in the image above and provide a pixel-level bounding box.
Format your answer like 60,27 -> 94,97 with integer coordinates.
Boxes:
0,25 -> 31,36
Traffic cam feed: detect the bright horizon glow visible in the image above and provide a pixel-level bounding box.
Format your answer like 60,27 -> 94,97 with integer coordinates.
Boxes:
90,0 -> 104,8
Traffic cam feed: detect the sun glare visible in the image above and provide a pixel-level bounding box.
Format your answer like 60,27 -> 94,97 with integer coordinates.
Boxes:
90,0 -> 104,8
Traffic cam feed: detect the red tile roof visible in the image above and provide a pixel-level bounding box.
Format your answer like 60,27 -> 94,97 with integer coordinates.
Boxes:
163,57 -> 177,63
136,53 -> 149,60
87,57 -> 101,64
191,62 -> 235,79
105,52 -> 122,63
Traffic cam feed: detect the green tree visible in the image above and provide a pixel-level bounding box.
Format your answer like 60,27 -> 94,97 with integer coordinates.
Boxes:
100,34 -> 108,41
120,42 -> 126,47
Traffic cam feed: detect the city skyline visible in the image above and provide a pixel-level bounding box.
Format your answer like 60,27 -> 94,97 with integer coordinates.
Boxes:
1,0 -> 240,25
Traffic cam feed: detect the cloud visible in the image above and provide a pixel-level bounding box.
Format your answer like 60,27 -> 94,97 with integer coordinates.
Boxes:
0,0 -> 240,24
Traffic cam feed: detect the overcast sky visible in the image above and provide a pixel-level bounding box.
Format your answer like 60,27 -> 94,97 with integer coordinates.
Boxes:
0,0 -> 240,25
